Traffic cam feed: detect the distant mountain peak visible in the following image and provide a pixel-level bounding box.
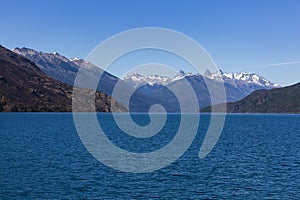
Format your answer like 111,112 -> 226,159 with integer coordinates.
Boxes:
217,69 -> 224,75
70,57 -> 81,61
178,70 -> 186,76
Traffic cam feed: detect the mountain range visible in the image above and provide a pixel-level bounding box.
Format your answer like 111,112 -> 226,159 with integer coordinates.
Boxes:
123,69 -> 279,109
124,69 -> 279,89
0,45 -> 126,112
200,82 -> 300,113
13,47 -> 281,112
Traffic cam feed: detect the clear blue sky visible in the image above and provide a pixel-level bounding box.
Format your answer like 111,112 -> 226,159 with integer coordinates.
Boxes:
1,0 -> 299,86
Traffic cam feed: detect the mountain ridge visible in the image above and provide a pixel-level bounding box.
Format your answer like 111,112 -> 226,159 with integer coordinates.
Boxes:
123,69 -> 280,88
0,45 -> 126,112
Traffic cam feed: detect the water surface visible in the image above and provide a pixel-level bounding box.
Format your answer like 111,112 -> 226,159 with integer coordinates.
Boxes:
0,113 -> 299,199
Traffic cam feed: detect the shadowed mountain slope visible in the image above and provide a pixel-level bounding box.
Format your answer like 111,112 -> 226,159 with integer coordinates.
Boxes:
200,82 -> 300,113
0,45 -> 125,112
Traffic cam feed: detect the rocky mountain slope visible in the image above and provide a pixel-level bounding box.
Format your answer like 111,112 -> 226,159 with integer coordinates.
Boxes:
0,45 -> 125,112
13,47 -> 168,112
200,82 -> 300,113
13,47 -> 120,95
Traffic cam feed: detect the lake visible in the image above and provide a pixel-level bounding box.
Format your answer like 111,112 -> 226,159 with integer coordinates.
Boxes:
0,113 -> 299,199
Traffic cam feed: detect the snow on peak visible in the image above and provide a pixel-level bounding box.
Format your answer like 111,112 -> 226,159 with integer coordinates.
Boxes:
123,69 -> 280,88
204,70 -> 280,87
13,47 -> 40,57
13,47 -> 71,63
217,69 -> 224,75
70,57 -> 81,61
123,72 -> 173,87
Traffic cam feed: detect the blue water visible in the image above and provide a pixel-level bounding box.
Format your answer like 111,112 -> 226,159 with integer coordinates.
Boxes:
0,113 -> 299,199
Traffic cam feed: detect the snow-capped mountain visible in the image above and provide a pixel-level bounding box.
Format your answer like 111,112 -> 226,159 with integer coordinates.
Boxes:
124,70 -> 197,87
123,69 -> 280,109
123,69 -> 280,88
123,73 -> 172,87
204,69 -> 280,88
